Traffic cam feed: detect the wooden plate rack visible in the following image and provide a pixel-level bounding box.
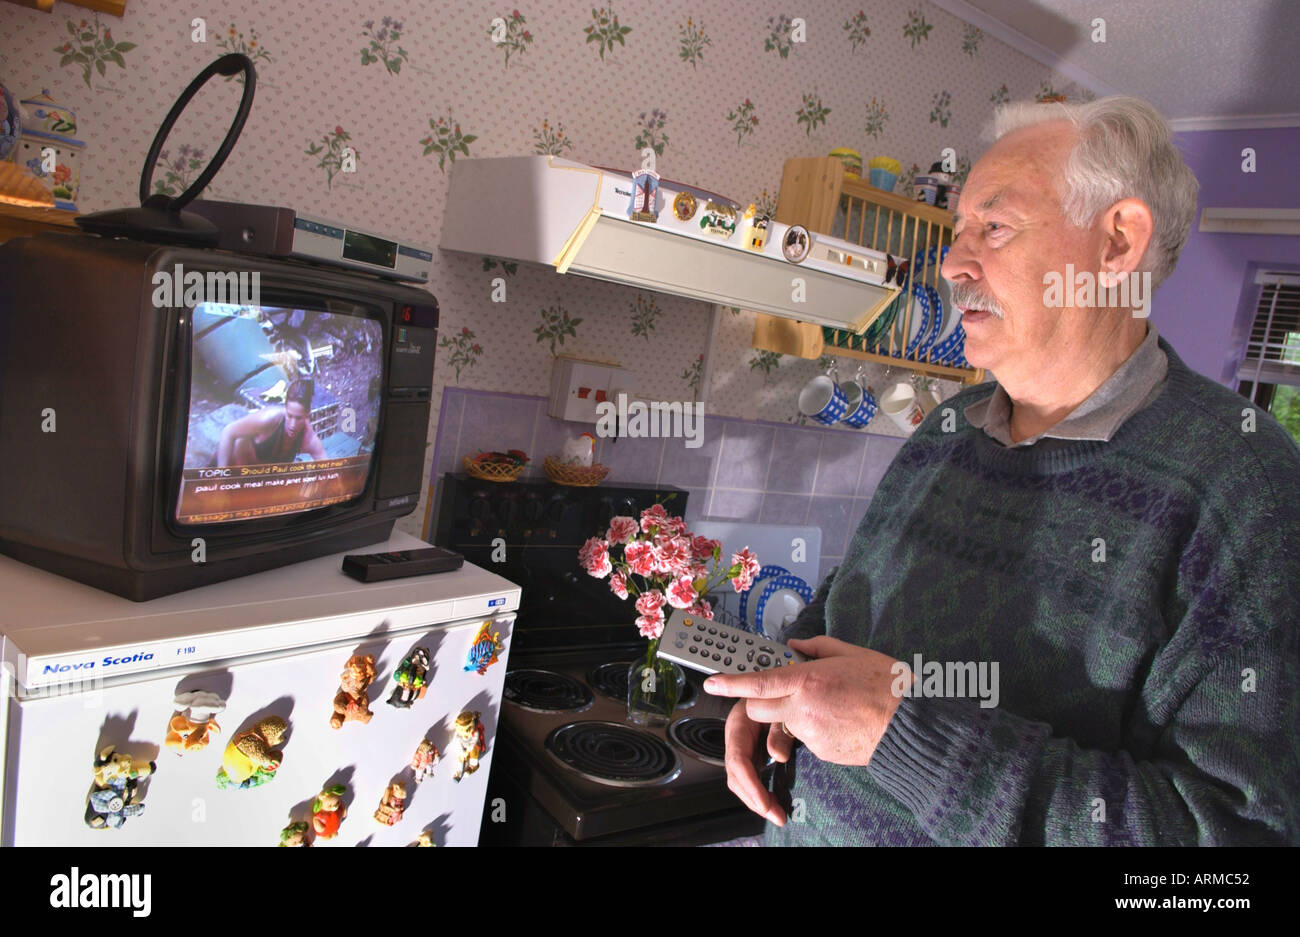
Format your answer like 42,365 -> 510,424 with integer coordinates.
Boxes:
754,156 -> 985,385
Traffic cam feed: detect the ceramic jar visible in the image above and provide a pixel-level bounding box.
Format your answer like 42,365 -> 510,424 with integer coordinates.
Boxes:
17,89 -> 85,210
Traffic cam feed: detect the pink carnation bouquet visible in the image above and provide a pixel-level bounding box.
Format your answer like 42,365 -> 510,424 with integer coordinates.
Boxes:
578,502 -> 760,641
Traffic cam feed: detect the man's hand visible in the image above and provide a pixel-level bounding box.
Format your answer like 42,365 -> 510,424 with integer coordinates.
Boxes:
707,636 -> 911,816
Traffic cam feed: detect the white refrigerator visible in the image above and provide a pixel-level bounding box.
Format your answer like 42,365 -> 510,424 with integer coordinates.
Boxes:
0,532 -> 519,847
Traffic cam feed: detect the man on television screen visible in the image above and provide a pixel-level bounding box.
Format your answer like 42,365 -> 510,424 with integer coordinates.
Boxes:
216,379 -> 328,467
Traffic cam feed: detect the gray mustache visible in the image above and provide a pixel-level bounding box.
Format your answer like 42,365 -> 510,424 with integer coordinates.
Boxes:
949,283 -> 1005,319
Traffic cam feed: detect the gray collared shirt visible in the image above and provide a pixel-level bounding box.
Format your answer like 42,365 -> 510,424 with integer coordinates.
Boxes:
963,324 -> 1168,448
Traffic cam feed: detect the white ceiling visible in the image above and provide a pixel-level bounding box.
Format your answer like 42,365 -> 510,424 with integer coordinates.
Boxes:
931,0 -> 1300,127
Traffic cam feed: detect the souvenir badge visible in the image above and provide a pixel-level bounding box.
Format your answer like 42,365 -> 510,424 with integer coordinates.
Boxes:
216,715 -> 288,790
464,622 -> 504,675
699,199 -> 738,238
672,190 -> 697,222
781,224 -> 812,263
628,168 -> 660,222
331,653 -> 377,729
410,738 -> 441,782
312,784 -> 347,840
452,710 -> 486,782
85,745 -> 155,830
164,689 -> 227,754
408,831 -> 437,847
387,646 -> 431,709
279,821 -> 310,847
374,781 -> 407,826
744,203 -> 770,251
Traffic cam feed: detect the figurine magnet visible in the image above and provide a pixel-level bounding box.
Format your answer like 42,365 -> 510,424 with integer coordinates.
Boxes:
374,781 -> 407,826
781,224 -> 812,263
279,821 -> 310,847
408,830 -> 436,847
452,710 -> 486,782
410,738 -> 440,782
464,623 -> 504,675
331,653 -> 377,728
165,690 -> 227,754
216,715 -> 288,790
699,199 -> 738,238
312,784 -> 347,840
85,745 -> 156,830
387,646 -> 431,709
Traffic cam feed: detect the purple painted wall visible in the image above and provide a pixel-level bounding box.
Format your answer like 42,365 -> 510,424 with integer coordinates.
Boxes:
1157,127 -> 1300,385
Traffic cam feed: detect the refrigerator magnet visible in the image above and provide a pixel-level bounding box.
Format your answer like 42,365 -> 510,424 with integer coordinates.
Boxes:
331,654 -> 377,729
216,715 -> 288,790
410,738 -> 440,782
85,745 -> 156,830
374,781 -> 407,826
452,710 -> 486,782
164,689 -> 227,754
279,821 -> 311,847
387,646 -> 431,709
464,623 -> 504,675
312,785 -> 348,840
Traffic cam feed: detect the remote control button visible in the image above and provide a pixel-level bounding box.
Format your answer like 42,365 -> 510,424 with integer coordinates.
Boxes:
737,664 -> 746,671
784,651 -> 793,658
675,641 -> 685,649
727,645 -> 737,653
745,637 -> 754,645
689,646 -> 698,655
696,623 -> 707,631
746,650 -> 755,662
707,627 -> 717,635
692,634 -> 702,642
756,654 -> 771,667
704,638 -> 713,647
712,653 -> 721,661
760,645 -> 775,654
724,657 -> 732,666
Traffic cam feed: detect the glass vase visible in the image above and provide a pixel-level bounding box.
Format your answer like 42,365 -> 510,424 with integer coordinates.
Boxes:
626,633 -> 685,728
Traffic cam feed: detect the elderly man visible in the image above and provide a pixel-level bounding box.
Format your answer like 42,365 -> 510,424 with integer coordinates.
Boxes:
707,96 -> 1300,846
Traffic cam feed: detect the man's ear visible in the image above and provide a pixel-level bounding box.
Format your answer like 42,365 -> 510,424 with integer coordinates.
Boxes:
1098,197 -> 1154,285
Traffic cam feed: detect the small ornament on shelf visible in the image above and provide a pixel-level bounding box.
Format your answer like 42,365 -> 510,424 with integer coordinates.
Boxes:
216,715 -> 288,790
330,654 -> 377,729
452,710 -> 486,781
408,830 -> 437,847
312,784 -> 348,840
164,690 -> 226,754
387,646 -> 431,709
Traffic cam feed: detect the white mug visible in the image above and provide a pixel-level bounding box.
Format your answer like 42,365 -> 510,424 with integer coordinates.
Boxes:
879,382 -> 926,435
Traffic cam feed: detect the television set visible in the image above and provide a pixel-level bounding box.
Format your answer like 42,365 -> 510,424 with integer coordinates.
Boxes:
0,232 -> 438,600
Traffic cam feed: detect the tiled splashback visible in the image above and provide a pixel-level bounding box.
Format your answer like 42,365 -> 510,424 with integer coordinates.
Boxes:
427,388 -> 905,587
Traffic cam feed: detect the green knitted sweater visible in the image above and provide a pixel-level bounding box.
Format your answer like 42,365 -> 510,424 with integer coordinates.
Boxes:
768,337 -> 1300,846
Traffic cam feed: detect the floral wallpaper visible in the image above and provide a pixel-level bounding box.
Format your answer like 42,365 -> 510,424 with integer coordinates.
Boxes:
0,0 -> 1088,535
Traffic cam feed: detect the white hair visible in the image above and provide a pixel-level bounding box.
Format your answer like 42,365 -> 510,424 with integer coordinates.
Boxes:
989,96 -> 1199,289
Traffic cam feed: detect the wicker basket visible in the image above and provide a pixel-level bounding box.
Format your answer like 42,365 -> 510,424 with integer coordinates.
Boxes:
543,456 -> 609,487
463,455 -> 526,483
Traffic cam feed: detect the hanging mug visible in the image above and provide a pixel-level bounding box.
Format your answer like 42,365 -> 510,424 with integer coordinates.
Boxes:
879,381 -> 927,435
798,366 -> 849,426
841,367 -> 877,429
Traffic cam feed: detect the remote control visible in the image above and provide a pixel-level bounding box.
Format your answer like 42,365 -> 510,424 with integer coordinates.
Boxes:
656,615 -> 808,676
341,547 -> 465,582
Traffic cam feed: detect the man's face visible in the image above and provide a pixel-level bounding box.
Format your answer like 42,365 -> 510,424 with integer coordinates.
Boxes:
941,121 -> 1106,380
284,401 -> 309,438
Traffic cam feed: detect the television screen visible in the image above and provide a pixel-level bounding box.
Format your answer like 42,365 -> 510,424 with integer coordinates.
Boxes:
175,303 -> 385,525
